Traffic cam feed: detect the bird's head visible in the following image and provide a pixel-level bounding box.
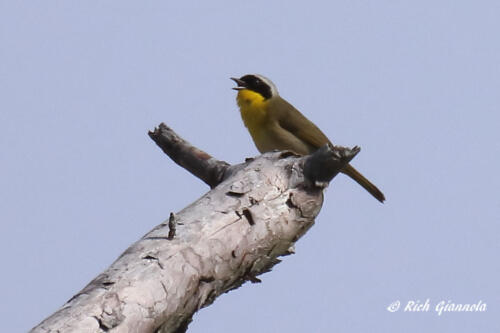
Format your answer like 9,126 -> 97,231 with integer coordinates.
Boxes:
230,74 -> 279,100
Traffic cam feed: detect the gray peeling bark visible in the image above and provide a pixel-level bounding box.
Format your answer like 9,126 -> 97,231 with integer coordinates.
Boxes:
31,123 -> 359,333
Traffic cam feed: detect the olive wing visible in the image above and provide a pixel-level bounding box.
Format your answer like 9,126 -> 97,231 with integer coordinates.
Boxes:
272,98 -> 332,150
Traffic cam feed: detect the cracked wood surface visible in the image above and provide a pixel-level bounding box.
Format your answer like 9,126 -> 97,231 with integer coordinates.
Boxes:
30,124 -> 358,333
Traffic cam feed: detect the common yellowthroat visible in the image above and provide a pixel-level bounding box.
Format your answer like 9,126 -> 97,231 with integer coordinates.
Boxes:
231,74 -> 385,203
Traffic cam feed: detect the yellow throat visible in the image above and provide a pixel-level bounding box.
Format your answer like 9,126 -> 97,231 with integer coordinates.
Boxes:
236,89 -> 269,133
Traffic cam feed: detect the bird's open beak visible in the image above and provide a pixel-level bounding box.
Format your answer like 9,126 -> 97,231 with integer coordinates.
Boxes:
230,77 -> 246,90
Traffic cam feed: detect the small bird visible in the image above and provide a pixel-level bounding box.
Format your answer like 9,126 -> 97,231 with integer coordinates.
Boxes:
231,74 -> 385,203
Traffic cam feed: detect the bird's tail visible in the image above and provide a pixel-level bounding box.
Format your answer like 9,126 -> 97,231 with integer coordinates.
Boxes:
342,164 -> 385,203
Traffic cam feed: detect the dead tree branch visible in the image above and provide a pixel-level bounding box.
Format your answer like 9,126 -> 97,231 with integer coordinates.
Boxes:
30,123 -> 359,333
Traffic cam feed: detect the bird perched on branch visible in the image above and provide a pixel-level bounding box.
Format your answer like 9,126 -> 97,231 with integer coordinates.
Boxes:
231,74 -> 385,203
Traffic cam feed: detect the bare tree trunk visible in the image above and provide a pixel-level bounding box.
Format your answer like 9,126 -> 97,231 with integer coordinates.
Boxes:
30,123 -> 359,333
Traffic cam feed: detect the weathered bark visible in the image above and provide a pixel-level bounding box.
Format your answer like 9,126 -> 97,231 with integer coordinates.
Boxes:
30,123 -> 359,333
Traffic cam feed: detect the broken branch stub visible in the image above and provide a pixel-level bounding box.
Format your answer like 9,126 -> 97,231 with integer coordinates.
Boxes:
303,143 -> 360,187
30,123 -> 358,333
148,123 -> 230,189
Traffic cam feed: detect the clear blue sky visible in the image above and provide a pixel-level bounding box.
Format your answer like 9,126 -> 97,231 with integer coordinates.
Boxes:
1,1 -> 499,332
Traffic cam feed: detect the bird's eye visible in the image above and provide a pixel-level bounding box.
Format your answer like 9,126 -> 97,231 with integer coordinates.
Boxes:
254,79 -> 261,84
